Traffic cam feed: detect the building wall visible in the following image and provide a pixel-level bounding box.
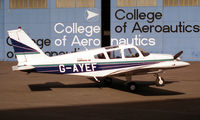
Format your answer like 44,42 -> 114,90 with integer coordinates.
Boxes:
111,0 -> 200,61
1,0 -> 200,61
0,0 -> 101,61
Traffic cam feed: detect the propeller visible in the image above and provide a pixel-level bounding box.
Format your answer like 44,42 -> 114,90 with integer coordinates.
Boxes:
174,51 -> 183,59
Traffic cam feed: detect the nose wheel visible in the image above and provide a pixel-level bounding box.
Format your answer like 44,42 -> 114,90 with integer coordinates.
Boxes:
155,74 -> 165,86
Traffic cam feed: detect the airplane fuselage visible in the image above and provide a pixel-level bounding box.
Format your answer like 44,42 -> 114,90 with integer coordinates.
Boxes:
25,45 -> 189,77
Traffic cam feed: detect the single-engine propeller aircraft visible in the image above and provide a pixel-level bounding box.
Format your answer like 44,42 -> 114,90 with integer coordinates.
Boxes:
8,28 -> 190,92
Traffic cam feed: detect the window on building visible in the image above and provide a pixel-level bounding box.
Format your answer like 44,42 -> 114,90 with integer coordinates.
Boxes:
137,0 -> 157,6
163,0 -> 199,6
163,0 -> 179,6
29,0 -> 47,8
10,0 -> 47,9
180,0 -> 199,6
117,0 -> 136,7
117,0 -> 157,7
56,0 -> 94,8
107,50 -> 122,59
10,0 -> 27,9
56,0 -> 75,8
76,0 -> 95,8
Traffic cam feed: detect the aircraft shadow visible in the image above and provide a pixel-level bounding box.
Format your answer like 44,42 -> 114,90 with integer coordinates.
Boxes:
28,77 -> 184,96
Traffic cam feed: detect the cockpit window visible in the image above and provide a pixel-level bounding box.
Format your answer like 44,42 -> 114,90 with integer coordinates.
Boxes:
124,48 -> 139,58
107,49 -> 122,59
137,47 -> 150,57
94,53 -> 106,59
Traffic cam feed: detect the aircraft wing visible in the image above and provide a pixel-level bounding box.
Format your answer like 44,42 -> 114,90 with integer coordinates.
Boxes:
107,65 -> 148,76
106,64 -> 165,77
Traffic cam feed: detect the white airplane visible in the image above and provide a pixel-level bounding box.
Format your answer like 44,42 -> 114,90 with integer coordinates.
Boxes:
8,28 -> 190,92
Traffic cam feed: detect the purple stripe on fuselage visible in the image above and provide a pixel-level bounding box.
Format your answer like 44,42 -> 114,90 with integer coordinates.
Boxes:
98,62 -> 157,70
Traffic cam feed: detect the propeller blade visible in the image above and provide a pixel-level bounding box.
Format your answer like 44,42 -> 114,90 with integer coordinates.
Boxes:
174,51 -> 183,59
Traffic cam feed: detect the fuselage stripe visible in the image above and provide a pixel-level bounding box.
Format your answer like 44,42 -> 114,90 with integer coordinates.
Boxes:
33,59 -> 173,67
32,59 -> 171,74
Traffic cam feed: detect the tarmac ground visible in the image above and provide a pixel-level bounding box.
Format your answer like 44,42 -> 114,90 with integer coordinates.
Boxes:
0,61 -> 200,120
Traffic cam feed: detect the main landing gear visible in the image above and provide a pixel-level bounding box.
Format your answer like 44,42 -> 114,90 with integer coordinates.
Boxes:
124,74 -> 137,92
94,74 -> 165,92
105,76 -> 137,92
125,82 -> 137,92
94,77 -> 113,88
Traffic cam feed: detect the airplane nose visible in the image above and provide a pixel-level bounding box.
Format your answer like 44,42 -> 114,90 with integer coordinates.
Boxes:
183,62 -> 190,66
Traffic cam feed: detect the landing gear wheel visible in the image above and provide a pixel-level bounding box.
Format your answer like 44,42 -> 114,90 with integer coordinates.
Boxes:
155,76 -> 165,86
126,82 -> 137,92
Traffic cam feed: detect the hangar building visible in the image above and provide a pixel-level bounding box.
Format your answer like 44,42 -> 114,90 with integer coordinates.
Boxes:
0,0 -> 200,61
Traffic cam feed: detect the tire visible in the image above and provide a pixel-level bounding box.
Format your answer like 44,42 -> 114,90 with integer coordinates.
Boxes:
155,76 -> 165,86
127,82 -> 137,92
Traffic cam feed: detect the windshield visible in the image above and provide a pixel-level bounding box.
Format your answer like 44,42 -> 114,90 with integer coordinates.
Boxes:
124,48 -> 139,58
137,47 -> 150,57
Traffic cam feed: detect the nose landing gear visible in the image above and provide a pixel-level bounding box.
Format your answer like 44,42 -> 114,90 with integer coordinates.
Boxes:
154,74 -> 165,86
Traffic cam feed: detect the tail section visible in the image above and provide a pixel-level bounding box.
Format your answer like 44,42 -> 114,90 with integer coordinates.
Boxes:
8,28 -> 48,70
